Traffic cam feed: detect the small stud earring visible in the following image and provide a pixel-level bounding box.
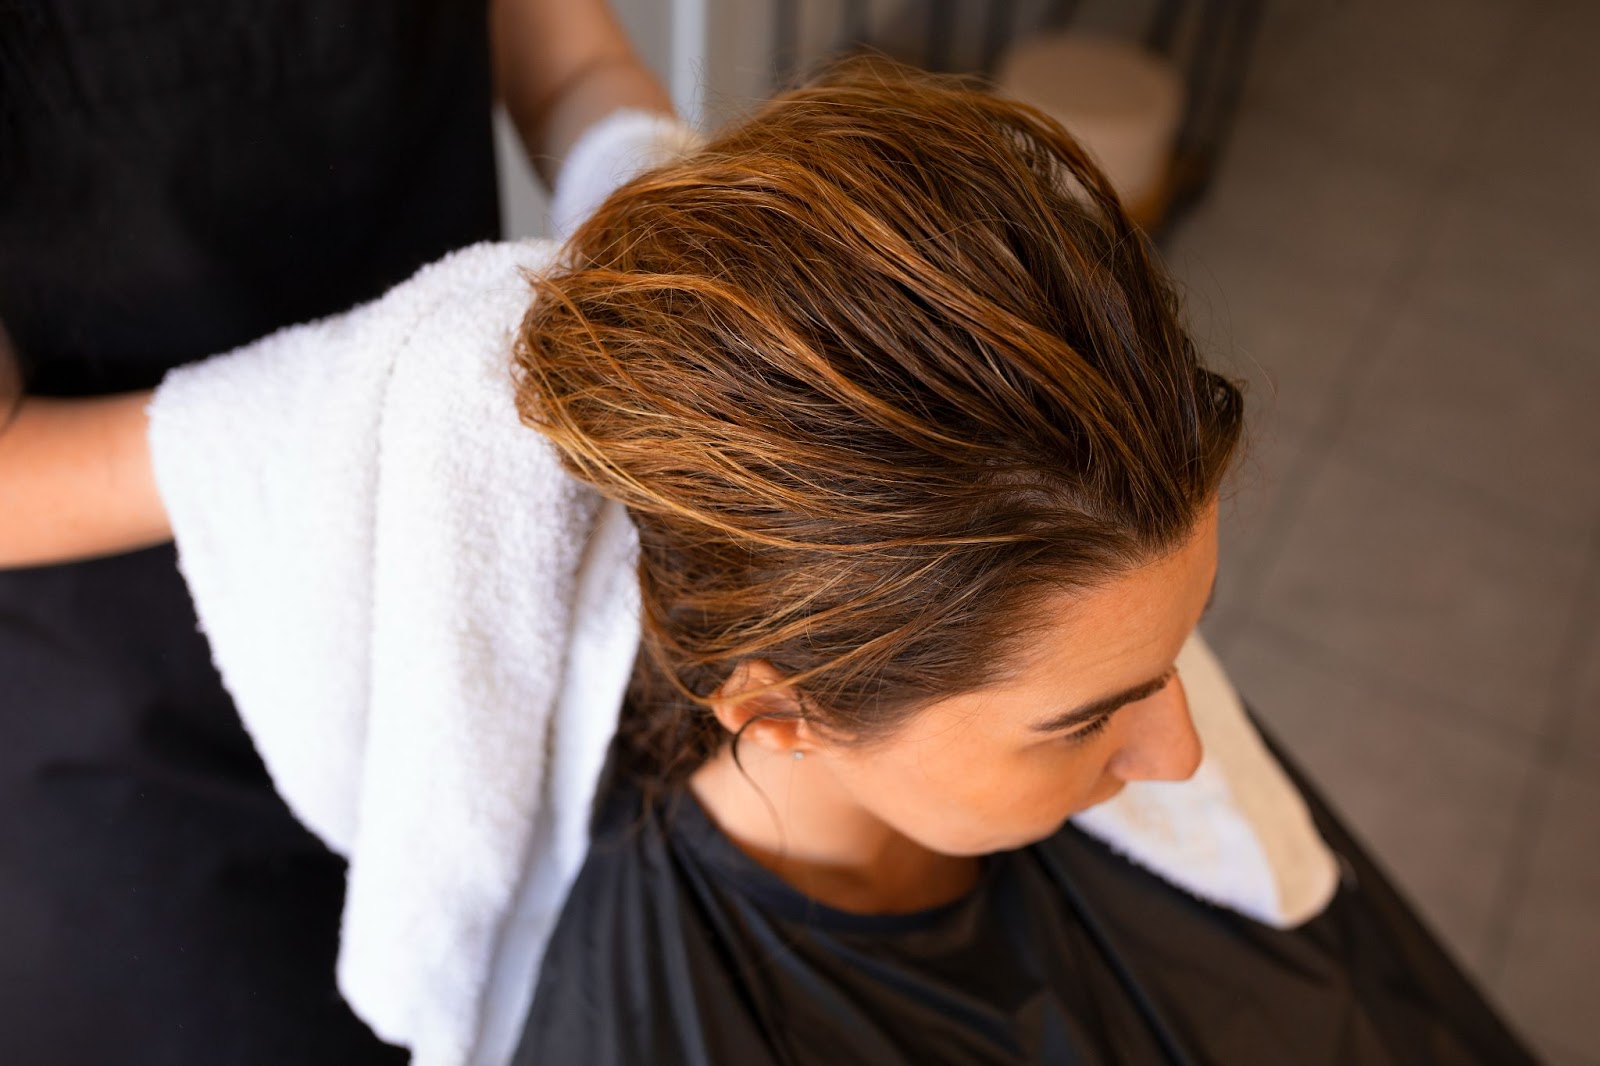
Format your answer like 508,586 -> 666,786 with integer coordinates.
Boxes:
793,750 -> 805,761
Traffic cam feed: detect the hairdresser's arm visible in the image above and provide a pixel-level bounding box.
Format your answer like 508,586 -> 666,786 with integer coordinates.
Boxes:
0,0 -> 669,570
0,327 -> 168,569
492,0 -> 675,187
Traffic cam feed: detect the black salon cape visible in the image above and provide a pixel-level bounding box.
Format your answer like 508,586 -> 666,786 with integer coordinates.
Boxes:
515,732 -> 1535,1066
0,4 -> 496,1063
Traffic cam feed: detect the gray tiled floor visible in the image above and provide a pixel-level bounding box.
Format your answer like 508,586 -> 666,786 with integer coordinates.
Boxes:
1164,1 -> 1600,1061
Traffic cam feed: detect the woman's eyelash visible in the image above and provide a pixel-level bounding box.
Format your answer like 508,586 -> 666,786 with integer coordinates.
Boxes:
1064,714 -> 1113,745
1060,667 -> 1177,746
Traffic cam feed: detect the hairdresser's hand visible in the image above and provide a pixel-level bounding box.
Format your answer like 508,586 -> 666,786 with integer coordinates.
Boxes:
492,0 -> 675,187
0,323 -> 170,569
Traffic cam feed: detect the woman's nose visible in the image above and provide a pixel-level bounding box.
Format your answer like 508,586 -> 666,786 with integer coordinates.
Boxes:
1108,675 -> 1203,783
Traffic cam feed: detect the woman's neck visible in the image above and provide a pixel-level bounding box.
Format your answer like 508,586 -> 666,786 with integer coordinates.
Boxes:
687,743 -> 981,914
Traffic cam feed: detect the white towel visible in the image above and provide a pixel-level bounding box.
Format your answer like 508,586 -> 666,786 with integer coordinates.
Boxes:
148,238 -> 594,1066
1073,635 -> 1339,928
146,108 -> 1338,1066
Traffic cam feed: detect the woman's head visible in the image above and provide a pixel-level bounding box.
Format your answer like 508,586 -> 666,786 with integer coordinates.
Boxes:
513,57 -> 1243,846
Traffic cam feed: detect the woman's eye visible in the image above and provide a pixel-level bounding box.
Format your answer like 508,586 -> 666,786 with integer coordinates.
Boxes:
1063,714 -> 1113,745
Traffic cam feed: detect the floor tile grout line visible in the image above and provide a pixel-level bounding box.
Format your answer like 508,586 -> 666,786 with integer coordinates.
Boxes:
1212,5 -> 1557,650
1420,0 -> 1600,999
1402,279 -> 1600,365
1204,139 -> 1457,628
1205,1 -> 1587,1043
1332,439 -> 1596,547
1475,434 -> 1600,986
1215,6 -> 1571,992
1530,520 -> 1600,760
1238,14 -> 1535,186
1245,619 -> 1550,752
1206,249 -> 1425,636
1224,97 -> 1444,190
1476,757 -> 1555,985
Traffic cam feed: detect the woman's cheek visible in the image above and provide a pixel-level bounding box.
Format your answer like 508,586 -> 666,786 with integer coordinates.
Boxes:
964,749 -> 1105,845
1036,742 -> 1122,819
917,757 -> 1062,852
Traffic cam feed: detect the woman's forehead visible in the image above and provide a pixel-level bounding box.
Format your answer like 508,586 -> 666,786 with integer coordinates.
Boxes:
951,514 -> 1219,718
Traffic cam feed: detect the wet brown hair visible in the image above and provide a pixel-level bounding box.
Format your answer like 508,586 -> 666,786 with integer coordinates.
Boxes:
512,57 -> 1243,797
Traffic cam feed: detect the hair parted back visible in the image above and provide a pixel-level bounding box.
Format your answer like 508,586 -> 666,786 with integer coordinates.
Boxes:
512,56 -> 1244,797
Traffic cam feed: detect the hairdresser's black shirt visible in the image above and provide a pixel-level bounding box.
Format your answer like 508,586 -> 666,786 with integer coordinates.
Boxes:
0,3 -> 495,1062
0,0 -> 499,394
515,757 -> 1538,1066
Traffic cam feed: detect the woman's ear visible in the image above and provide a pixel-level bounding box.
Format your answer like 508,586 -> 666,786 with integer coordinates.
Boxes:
709,659 -> 806,754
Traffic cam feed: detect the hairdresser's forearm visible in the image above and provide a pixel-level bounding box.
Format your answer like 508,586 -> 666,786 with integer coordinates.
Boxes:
533,52 -> 676,174
0,392 -> 171,568
492,0 -> 675,186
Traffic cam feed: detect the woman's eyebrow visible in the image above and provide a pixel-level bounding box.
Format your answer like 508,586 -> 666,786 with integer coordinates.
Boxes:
1029,672 -> 1173,735
1029,568 -> 1218,734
